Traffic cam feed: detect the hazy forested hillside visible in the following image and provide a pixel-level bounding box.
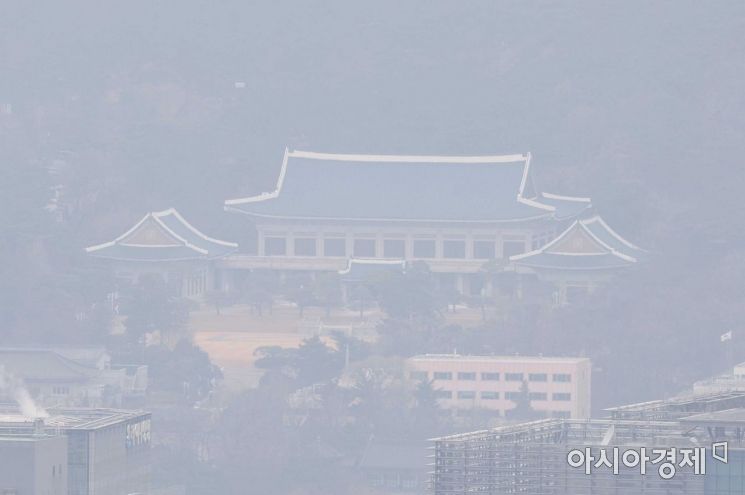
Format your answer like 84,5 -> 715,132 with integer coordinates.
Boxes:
2,1 -> 745,404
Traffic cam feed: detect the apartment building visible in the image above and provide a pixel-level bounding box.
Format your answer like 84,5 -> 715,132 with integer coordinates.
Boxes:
406,354 -> 591,419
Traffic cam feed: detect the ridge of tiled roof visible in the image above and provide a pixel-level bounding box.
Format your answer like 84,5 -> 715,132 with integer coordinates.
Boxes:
225,149 -> 579,223
511,215 -> 643,270
85,208 -> 237,262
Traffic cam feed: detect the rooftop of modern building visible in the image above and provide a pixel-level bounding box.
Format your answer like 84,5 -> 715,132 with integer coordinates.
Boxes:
408,353 -> 590,365
432,392 -> 745,447
430,417 -> 689,445
225,149 -> 592,224
0,434 -> 61,442
679,407 -> 745,426
0,406 -> 149,431
604,391 -> 745,421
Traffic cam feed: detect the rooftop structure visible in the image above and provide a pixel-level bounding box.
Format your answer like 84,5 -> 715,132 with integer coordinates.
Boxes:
511,215 -> 644,271
0,407 -> 148,431
0,348 -> 147,408
0,407 -> 151,495
410,354 -> 590,365
225,150 -> 590,223
85,208 -> 237,299
0,349 -> 98,383
604,391 -> 745,421
511,215 -> 644,304
430,392 -> 745,494
86,208 -> 237,262
693,362 -> 745,396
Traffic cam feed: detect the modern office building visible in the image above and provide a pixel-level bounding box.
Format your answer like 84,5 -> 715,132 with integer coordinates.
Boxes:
0,432 -> 68,495
430,391 -> 745,494
0,408 -> 151,495
406,354 -> 591,419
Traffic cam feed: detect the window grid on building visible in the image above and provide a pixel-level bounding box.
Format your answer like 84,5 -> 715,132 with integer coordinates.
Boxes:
529,373 -> 548,382
553,393 -> 572,401
505,373 -> 524,382
553,373 -> 572,382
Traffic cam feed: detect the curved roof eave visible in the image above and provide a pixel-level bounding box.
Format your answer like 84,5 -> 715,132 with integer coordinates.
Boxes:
223,205 -> 555,224
85,208 -> 237,260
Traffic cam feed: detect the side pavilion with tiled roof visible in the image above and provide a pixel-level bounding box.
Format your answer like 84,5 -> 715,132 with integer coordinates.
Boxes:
222,149 -> 593,297
85,208 -> 237,298
511,215 -> 645,304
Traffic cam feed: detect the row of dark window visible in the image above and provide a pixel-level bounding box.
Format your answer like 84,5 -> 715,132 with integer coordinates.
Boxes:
413,371 -> 572,383
435,390 -> 572,401
264,237 -> 526,259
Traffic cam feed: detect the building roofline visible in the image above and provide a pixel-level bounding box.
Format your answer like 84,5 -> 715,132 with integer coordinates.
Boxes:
0,407 -> 151,430
85,208 -> 236,256
408,353 -> 590,363
288,149 -> 531,164
153,208 -> 238,248
510,217 -> 638,264
85,212 -> 154,253
224,148 -> 551,214
223,206 -> 554,224
541,192 -> 592,203
582,215 -> 644,252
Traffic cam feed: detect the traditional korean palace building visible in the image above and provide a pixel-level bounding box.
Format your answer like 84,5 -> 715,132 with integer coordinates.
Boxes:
86,149 -> 643,302
85,208 -> 237,298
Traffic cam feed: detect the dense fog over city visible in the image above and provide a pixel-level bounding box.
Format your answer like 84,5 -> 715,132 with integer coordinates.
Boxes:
2,2 -> 745,494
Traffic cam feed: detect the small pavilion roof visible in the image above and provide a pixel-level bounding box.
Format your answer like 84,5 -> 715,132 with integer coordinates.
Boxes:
85,208 -> 237,262
225,149 -> 589,223
510,215 -> 643,270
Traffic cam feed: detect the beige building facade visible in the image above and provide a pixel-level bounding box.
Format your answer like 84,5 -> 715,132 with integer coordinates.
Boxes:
406,354 -> 591,419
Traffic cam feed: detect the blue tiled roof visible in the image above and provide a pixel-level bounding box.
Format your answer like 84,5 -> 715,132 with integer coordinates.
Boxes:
226,150 -> 561,222
581,216 -> 643,254
85,209 -> 237,262
511,216 -> 643,271
538,193 -> 593,220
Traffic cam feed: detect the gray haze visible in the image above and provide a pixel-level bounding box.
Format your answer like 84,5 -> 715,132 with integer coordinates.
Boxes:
2,2 -> 745,494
